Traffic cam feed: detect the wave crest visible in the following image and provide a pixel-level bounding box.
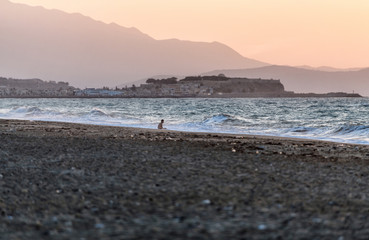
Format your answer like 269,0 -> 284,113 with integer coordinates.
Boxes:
332,125 -> 369,135
203,114 -> 231,124
11,106 -> 43,115
87,109 -> 110,117
201,114 -> 249,127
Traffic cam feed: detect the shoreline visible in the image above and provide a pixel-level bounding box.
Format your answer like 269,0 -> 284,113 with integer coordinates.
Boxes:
1,119 -> 369,239
1,117 -> 367,147
0,95 -> 365,98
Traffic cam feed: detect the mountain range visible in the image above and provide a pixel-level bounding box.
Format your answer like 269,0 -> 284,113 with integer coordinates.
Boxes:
0,0 -> 267,88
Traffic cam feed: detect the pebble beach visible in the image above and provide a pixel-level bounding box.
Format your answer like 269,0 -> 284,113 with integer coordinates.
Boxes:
1,119 -> 369,239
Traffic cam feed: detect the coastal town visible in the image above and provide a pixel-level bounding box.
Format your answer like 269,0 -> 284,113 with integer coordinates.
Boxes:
75,75 -> 288,98
0,75 -> 362,98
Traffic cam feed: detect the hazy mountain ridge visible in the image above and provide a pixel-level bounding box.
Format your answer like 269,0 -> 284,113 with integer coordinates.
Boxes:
206,66 -> 369,96
295,65 -> 363,72
0,0 -> 267,88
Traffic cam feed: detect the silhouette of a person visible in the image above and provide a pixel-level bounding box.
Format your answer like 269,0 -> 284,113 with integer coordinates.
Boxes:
158,119 -> 166,129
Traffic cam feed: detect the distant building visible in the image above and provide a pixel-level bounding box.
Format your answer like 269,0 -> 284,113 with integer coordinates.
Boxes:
74,88 -> 124,97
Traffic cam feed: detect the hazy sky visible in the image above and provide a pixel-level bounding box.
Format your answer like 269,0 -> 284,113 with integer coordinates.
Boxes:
10,0 -> 369,68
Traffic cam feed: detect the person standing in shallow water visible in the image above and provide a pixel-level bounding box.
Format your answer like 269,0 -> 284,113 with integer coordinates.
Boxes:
158,119 -> 166,129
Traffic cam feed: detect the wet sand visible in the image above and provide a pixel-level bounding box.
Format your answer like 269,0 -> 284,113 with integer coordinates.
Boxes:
1,119 -> 369,239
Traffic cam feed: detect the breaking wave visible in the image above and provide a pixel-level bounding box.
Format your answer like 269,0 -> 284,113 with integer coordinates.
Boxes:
11,106 -> 43,115
202,114 -> 248,126
331,125 -> 369,135
86,109 -> 110,117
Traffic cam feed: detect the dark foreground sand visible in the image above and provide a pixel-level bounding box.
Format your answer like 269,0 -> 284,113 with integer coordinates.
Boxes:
1,119 -> 369,239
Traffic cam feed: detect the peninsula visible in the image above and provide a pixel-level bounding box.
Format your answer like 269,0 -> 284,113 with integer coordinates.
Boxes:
0,75 -> 362,98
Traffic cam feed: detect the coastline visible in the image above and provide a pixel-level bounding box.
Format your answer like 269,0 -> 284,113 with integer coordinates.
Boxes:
1,119 -> 369,239
0,93 -> 363,98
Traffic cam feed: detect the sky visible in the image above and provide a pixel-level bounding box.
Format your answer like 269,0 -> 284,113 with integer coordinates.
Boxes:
10,0 -> 369,68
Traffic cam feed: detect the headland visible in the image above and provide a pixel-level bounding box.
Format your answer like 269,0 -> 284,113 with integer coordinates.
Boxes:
0,75 -> 362,98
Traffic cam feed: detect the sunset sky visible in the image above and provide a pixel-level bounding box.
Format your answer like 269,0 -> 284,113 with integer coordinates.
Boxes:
9,0 -> 369,68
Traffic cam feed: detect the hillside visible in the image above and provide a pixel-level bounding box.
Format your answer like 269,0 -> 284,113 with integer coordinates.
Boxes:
206,66 -> 369,96
0,76 -> 75,97
0,0 -> 267,88
0,77 -> 73,90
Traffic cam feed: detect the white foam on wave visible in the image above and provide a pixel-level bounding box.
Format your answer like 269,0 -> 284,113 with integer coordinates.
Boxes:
86,109 -> 109,117
203,114 -> 230,124
11,106 -> 42,114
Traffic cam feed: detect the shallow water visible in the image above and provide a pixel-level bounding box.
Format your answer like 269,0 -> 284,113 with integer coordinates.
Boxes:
0,97 -> 368,144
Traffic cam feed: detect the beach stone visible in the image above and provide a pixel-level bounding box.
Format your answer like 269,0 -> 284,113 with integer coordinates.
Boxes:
201,200 -> 211,205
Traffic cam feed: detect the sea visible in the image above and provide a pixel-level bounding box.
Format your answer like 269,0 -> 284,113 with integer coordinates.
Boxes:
0,97 -> 369,145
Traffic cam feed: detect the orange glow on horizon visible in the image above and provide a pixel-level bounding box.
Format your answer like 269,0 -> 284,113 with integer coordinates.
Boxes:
9,0 -> 369,68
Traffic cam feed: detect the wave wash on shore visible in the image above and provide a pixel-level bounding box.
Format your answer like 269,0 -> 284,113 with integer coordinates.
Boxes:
0,97 -> 368,145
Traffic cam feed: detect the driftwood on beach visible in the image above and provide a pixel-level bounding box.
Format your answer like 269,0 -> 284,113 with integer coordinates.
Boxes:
1,119 -> 369,239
